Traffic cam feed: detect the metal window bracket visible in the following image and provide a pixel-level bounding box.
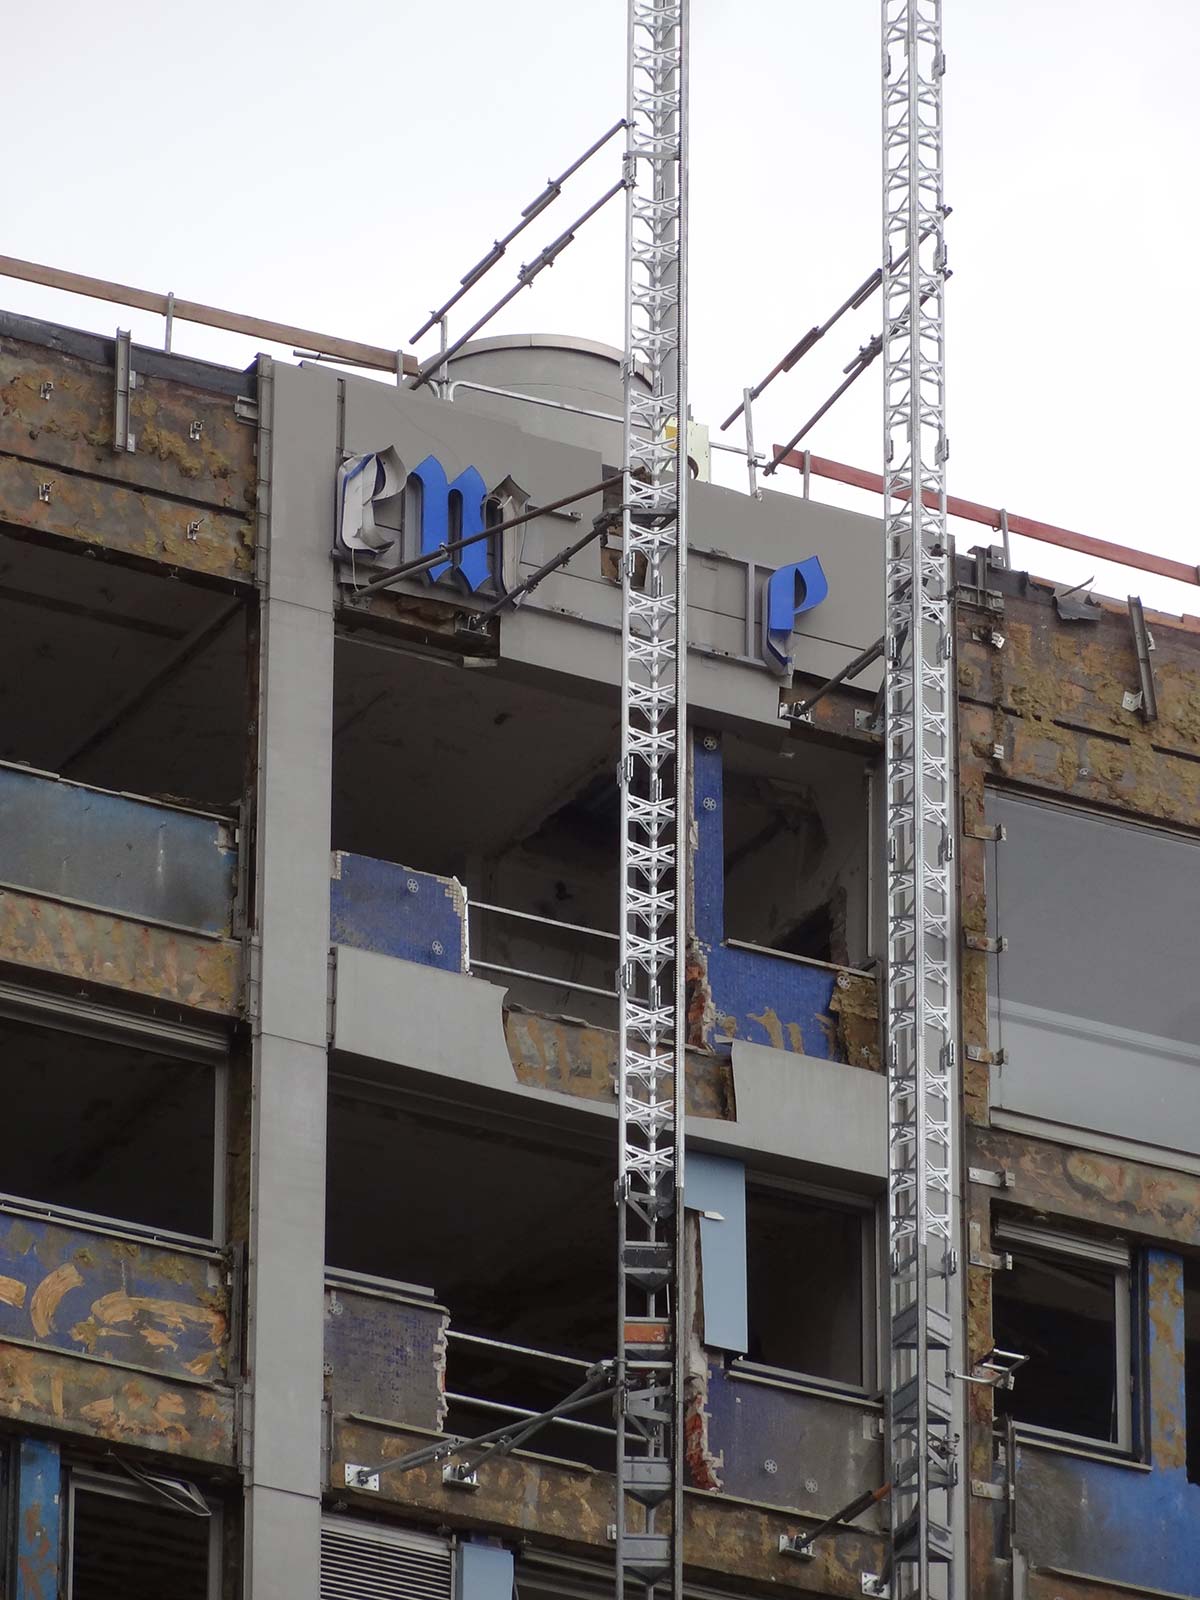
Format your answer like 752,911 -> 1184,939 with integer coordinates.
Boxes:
967,1166 -> 1014,1189
953,1348 -> 1029,1392
113,327 -> 138,453
966,1044 -> 1006,1065
970,1480 -> 1006,1501
963,820 -> 1004,842
968,1221 -> 1012,1272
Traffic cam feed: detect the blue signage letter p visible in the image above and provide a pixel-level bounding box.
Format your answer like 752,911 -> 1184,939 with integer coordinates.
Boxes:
762,556 -> 829,674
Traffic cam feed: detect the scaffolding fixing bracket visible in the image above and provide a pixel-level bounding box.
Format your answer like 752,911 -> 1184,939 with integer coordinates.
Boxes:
113,327 -> 138,453
1126,595 -> 1158,721
443,1463 -> 480,1490
965,932 -> 1006,954
778,1535 -> 816,1562
344,1464 -> 379,1492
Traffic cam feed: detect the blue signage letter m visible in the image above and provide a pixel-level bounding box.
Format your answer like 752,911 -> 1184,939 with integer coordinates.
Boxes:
410,455 -> 492,593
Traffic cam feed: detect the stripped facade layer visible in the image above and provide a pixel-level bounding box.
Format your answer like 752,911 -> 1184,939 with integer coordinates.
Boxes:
0,306 -> 1198,1600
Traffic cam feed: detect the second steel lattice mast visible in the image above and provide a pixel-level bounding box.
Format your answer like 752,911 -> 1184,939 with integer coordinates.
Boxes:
615,3 -> 689,1600
880,2 -> 959,1597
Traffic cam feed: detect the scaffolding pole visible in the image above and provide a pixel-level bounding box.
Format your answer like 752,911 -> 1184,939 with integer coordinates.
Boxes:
880,2 -> 958,1598
615,2 -> 689,1600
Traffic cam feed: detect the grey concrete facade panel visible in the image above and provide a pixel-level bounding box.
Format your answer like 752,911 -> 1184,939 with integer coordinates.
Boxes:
333,946 -> 886,1179
244,358 -> 339,1600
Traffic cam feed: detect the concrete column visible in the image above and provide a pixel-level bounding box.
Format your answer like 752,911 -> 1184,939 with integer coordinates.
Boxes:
243,358 -> 339,1598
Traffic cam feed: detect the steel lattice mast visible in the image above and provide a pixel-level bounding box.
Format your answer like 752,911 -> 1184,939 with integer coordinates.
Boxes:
615,2 -> 689,1600
880,1 -> 958,1597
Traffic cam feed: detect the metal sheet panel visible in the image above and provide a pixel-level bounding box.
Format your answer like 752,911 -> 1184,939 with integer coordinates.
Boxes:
0,766 -> 236,935
458,1541 -> 514,1600
684,1155 -> 747,1354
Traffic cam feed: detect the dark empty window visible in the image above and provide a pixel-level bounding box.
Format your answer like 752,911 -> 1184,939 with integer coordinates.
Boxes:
744,1185 -> 873,1388
70,1476 -> 213,1599
0,1018 -> 217,1239
993,1231 -> 1131,1448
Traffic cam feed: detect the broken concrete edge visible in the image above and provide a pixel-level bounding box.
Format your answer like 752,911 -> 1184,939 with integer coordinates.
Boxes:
331,946 -> 887,1180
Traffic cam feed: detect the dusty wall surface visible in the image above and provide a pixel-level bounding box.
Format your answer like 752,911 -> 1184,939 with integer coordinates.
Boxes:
0,320 -> 256,584
957,566 -> 1200,1600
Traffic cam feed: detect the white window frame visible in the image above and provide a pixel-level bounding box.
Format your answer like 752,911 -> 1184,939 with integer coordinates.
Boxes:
733,1174 -> 880,1400
993,1219 -> 1133,1454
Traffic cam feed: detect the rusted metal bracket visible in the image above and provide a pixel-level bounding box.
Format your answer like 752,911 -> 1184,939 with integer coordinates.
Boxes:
1125,595 -> 1159,721
964,932 -> 1006,954
113,328 -> 138,453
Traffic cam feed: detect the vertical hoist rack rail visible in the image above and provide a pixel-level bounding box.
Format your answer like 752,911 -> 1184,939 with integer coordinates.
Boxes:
880,1 -> 958,1597
614,1 -> 689,1599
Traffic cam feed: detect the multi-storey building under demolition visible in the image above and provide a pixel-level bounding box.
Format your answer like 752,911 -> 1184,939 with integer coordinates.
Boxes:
0,294 -> 1198,1600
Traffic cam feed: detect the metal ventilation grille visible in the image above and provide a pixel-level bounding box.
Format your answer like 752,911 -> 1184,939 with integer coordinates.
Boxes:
320,1520 -> 453,1600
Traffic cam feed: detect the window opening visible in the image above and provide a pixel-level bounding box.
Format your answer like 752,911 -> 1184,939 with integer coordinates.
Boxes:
992,1224 -> 1132,1449
743,1182 -> 875,1389
68,1469 -> 218,1600
0,534 -> 249,813
327,1078 -> 616,1465
0,1017 -> 219,1240
332,641 -> 620,1024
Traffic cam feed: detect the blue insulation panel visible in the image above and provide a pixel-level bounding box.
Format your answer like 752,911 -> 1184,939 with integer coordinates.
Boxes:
0,764 -> 235,935
330,853 -> 465,972
16,1436 -> 60,1600
0,1211 -> 228,1383
692,737 -> 838,1056
324,1279 -> 447,1430
1013,1250 -> 1200,1595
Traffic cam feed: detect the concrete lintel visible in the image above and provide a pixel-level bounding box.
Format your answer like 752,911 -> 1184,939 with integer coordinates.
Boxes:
333,946 -> 886,1179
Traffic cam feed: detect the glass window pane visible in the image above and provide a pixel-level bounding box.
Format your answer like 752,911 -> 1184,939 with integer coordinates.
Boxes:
994,1251 -> 1119,1443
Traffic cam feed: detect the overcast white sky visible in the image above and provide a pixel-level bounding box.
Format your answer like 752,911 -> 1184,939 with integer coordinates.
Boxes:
7,1 -> 1198,611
